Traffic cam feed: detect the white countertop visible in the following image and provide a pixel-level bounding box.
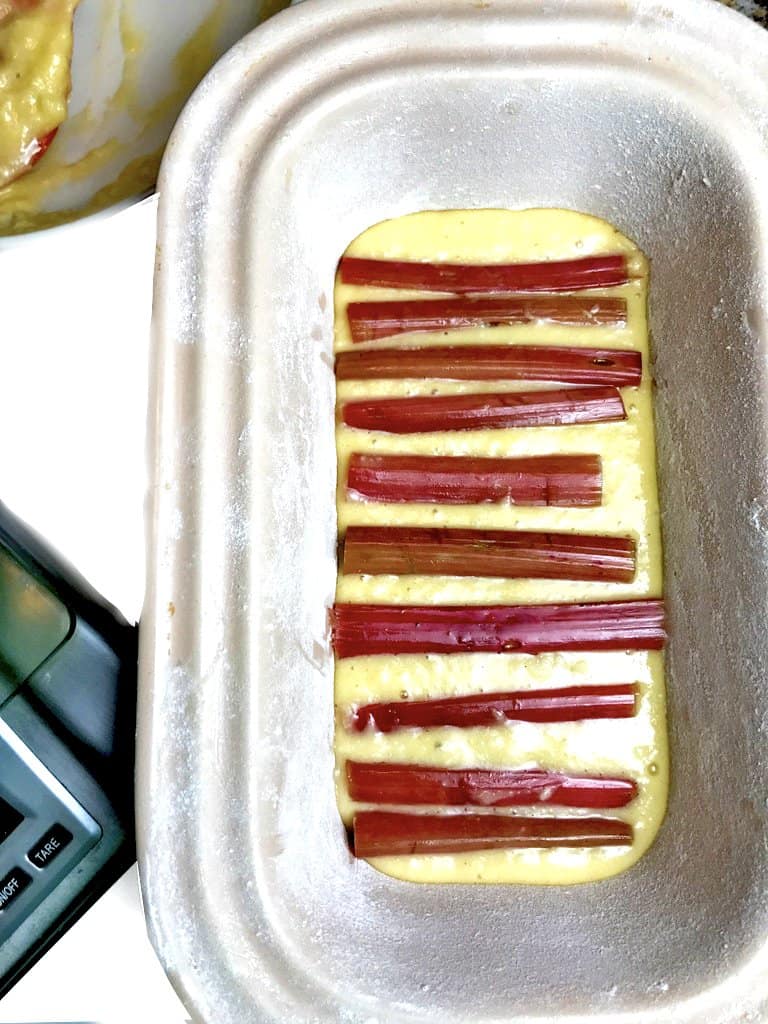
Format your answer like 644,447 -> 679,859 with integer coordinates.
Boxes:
0,199 -> 188,1023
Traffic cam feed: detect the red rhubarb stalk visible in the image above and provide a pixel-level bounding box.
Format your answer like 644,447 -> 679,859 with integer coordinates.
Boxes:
352,811 -> 633,857
350,683 -> 639,732
335,345 -> 642,385
346,453 -> 601,506
340,253 -> 629,293
330,600 -> 666,658
347,296 -> 627,343
342,526 -> 636,582
346,762 -> 638,809
341,386 -> 626,433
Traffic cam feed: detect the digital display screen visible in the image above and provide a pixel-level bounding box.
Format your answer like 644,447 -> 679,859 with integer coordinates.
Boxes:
0,547 -> 71,704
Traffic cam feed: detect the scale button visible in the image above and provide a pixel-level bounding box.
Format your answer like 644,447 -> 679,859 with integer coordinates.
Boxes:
27,824 -> 74,870
0,796 -> 23,845
0,867 -> 32,911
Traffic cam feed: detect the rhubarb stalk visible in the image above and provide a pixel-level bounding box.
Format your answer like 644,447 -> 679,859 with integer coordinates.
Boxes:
349,684 -> 639,732
341,526 -> 636,582
348,296 -> 627,343
346,762 -> 638,808
346,453 -> 602,506
341,386 -> 626,433
330,600 -> 666,658
339,254 -> 630,294
352,811 -> 633,857
335,345 -> 642,385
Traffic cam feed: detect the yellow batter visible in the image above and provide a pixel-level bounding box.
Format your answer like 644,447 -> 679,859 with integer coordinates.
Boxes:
0,0 -> 79,189
333,208 -> 668,885
0,2 -> 289,235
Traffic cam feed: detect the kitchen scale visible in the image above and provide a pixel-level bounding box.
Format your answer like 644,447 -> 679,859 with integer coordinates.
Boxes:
0,501 -> 137,999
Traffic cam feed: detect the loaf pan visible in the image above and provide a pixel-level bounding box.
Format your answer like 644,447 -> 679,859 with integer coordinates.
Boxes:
138,1 -> 768,1020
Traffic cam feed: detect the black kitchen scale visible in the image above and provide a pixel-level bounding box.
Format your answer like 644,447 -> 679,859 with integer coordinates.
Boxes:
0,501 -> 137,999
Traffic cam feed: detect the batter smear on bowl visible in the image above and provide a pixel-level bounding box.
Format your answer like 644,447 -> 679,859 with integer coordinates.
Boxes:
331,208 -> 668,884
0,0 -> 79,189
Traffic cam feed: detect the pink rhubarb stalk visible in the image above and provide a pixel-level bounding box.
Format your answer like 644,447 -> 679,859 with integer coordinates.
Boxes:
339,253 -> 629,293
349,683 -> 639,732
347,295 -> 627,343
341,385 -> 626,433
341,526 -> 635,582
335,345 -> 642,385
330,600 -> 666,658
352,811 -> 633,857
346,453 -> 602,506
346,762 -> 638,809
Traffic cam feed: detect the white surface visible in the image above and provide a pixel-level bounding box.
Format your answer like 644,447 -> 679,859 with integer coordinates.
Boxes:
0,199 -> 188,1022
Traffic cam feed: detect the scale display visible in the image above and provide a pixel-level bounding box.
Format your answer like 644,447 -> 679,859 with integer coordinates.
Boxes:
0,548 -> 70,704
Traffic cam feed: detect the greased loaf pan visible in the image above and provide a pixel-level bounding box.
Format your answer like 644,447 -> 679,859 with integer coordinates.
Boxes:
138,1 -> 768,1021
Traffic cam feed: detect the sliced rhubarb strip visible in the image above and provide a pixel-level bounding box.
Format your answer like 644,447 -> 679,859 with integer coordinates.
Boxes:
347,296 -> 627,343
341,386 -> 626,433
352,811 -> 633,857
0,0 -> 44,25
340,254 -> 629,293
346,762 -> 638,809
350,683 -> 639,732
330,600 -> 666,658
342,526 -> 636,582
27,127 -> 58,168
346,453 -> 601,506
4,0 -> 46,13
3,126 -> 59,188
335,345 -> 642,385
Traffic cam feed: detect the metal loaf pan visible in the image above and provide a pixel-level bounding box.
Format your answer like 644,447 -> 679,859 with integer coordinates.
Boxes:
138,1 -> 768,1020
